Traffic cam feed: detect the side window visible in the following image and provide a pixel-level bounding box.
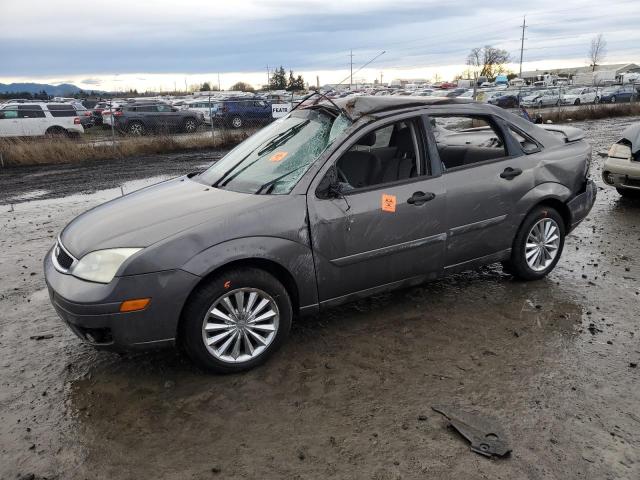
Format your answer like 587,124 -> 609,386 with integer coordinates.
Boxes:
334,119 -> 423,191
156,104 -> 171,112
47,105 -> 76,117
138,105 -> 158,112
430,115 -> 507,170
17,105 -> 45,118
507,126 -> 540,154
0,109 -> 18,119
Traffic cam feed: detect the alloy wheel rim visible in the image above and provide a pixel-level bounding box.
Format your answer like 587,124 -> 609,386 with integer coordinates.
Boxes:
525,218 -> 560,272
130,124 -> 143,135
186,120 -> 195,131
201,288 -> 279,363
233,118 -> 242,128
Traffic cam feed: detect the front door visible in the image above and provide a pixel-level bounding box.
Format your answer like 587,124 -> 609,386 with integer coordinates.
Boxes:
308,116 -> 447,303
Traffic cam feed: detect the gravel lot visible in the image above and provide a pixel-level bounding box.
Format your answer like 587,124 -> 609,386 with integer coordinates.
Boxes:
1,117 -> 639,480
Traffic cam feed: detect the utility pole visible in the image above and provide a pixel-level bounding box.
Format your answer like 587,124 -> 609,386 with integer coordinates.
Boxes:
519,16 -> 527,78
218,72 -> 221,91
266,65 -> 270,89
380,72 -> 383,85
349,50 -> 354,90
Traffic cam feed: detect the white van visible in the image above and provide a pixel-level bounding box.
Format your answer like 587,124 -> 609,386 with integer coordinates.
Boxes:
0,103 -> 84,137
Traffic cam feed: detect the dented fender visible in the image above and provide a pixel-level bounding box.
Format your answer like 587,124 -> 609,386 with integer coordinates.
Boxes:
180,236 -> 318,311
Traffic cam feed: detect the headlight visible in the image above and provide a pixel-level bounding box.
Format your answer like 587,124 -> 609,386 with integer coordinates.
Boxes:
71,248 -> 142,283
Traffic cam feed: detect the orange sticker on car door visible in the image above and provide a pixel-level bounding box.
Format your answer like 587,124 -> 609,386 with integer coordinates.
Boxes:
381,194 -> 396,212
270,151 -> 288,162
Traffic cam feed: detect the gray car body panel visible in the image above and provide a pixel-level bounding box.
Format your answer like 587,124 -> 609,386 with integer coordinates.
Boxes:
46,98 -> 595,350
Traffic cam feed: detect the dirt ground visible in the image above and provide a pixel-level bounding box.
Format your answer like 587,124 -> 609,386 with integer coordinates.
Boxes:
1,117 -> 639,480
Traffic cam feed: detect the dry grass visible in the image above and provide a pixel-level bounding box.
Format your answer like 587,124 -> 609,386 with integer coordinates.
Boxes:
542,102 -> 640,123
0,130 -> 253,167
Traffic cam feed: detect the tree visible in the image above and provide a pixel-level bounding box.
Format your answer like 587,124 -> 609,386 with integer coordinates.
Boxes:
285,71 -> 305,91
230,81 -> 255,92
200,82 -> 211,92
466,46 -> 511,79
269,66 -> 287,90
589,34 -> 607,72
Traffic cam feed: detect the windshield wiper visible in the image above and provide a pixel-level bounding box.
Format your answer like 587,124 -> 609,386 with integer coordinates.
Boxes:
257,120 -> 309,156
254,165 -> 307,195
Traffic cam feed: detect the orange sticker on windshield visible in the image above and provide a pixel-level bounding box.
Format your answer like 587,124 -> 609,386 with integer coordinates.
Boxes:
270,151 -> 288,162
381,194 -> 396,212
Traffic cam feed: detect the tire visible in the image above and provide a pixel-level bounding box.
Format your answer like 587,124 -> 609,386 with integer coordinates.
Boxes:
128,121 -> 145,136
574,99 -> 580,106
616,187 -> 640,197
231,116 -> 243,129
505,206 -> 565,281
595,97 -> 600,104
183,118 -> 197,133
45,126 -> 67,138
180,267 -> 292,373
610,96 -> 616,104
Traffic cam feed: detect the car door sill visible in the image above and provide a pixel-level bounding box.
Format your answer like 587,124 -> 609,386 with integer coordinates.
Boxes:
330,233 -> 447,267
444,249 -> 511,273
319,272 -> 439,310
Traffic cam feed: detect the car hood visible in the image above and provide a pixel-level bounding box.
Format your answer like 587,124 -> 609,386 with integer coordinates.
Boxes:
61,176 -> 278,258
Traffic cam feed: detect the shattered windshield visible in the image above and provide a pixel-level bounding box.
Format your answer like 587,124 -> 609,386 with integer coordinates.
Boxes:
198,109 -> 351,194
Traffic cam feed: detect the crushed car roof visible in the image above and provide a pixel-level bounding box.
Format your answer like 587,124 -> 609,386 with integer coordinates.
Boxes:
330,95 -> 474,120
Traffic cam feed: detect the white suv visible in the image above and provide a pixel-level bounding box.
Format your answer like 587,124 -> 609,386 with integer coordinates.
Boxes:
0,102 -> 84,137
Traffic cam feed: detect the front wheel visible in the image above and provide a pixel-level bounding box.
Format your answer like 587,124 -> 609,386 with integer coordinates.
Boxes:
610,96 -> 616,104
128,121 -> 145,136
505,206 -> 565,280
180,267 -> 292,373
617,187 -> 640,198
574,99 -> 581,106
231,116 -> 243,129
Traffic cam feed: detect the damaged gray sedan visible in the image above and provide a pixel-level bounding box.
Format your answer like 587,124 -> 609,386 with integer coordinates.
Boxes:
44,96 -> 596,372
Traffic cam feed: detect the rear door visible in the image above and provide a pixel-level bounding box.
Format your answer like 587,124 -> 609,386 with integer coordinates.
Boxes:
428,111 -> 534,269
307,115 -> 447,303
17,105 -> 47,135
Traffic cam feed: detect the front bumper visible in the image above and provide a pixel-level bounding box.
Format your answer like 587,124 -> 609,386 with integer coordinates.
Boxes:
602,156 -> 640,190
566,179 -> 597,231
44,247 -> 201,351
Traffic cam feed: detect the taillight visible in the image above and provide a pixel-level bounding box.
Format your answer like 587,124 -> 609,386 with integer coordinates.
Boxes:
74,117 -> 81,124
221,105 -> 228,112
114,111 -> 123,116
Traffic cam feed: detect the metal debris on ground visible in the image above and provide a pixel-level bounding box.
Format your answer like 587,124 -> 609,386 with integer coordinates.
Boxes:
432,405 -> 512,458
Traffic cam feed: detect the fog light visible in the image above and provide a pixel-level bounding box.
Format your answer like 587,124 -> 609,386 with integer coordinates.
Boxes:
120,298 -> 151,312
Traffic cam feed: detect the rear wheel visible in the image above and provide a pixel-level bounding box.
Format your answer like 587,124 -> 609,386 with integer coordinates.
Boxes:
574,99 -> 581,106
45,126 -> 67,138
181,267 -> 292,373
505,206 -> 565,280
231,116 -> 243,129
610,96 -> 617,104
183,118 -> 197,133
128,121 -> 145,136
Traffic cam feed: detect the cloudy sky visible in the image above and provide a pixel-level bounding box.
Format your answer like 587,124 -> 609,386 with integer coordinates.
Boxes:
1,0 -> 638,91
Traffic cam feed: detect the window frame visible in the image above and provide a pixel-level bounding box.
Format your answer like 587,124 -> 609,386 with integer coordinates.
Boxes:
317,115 -> 432,197
424,113 -> 522,173
17,104 -> 46,119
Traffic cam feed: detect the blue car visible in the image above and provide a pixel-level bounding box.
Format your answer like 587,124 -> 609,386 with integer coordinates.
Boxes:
488,92 -> 519,108
599,85 -> 638,103
213,97 -> 273,128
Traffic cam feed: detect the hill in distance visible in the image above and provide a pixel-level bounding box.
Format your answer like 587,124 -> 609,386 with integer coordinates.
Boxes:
0,82 -> 86,96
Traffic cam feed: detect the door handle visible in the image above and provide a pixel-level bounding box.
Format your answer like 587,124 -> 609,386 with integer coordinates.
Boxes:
500,167 -> 523,180
407,191 -> 436,205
